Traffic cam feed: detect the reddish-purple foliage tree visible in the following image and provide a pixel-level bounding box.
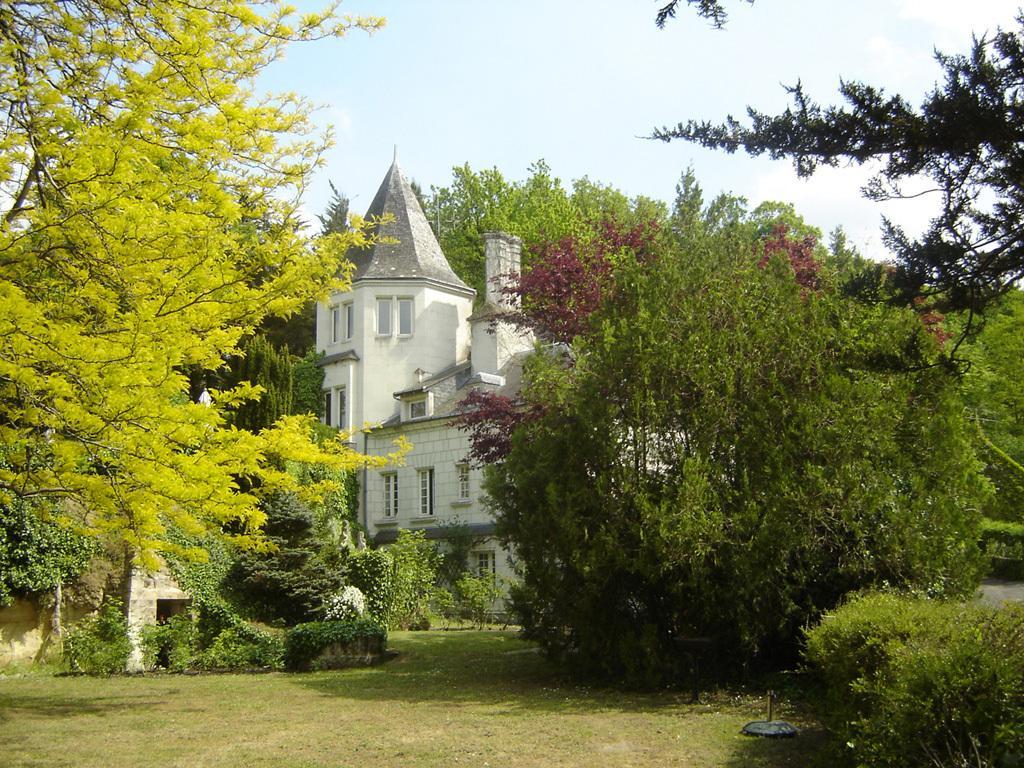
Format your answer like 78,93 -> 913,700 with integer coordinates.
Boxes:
758,223 -> 822,294
913,296 -> 953,345
455,220 -> 659,463
453,389 -> 543,466
504,220 -> 660,344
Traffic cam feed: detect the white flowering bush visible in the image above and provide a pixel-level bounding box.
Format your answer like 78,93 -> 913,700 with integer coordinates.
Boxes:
323,585 -> 367,621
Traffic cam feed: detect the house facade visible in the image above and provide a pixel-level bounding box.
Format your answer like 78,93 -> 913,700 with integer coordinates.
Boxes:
316,159 -> 532,585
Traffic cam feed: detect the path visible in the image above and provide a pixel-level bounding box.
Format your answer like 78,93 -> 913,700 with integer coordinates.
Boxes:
977,578 -> 1024,607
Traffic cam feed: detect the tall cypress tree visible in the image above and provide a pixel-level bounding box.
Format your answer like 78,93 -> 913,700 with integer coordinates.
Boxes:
227,334 -> 293,432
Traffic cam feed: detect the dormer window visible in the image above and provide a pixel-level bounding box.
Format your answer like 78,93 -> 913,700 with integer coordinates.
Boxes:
409,397 -> 427,419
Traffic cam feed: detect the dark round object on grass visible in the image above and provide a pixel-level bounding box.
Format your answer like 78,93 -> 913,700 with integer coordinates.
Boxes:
741,720 -> 799,738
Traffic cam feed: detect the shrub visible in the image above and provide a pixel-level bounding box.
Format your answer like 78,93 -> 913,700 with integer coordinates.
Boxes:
431,587 -> 458,628
64,596 -> 133,675
197,623 -> 283,670
141,612 -> 197,671
283,618 -> 386,671
323,585 -> 366,621
455,573 -> 501,628
388,530 -> 438,630
347,534 -> 439,630
804,592 -> 1024,768
481,218 -> 988,686
346,548 -> 394,624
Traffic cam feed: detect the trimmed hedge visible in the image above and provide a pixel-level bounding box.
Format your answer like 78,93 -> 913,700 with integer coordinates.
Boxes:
283,618 -> 386,671
981,518 -> 1024,579
804,592 -> 1024,768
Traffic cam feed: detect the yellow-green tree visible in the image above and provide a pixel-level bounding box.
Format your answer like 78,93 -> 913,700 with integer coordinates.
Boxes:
0,1 -> 396,566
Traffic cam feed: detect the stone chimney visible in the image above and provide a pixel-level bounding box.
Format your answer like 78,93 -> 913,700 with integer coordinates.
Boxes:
470,232 -> 531,378
483,231 -> 522,309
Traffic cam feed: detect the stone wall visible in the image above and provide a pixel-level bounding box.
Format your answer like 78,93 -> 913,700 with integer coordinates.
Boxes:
125,566 -> 190,671
1,594 -> 94,667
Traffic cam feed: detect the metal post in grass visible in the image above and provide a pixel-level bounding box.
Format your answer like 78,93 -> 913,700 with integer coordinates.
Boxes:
741,690 -> 799,738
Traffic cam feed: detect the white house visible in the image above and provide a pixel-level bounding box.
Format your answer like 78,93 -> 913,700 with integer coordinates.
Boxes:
316,158 -> 532,585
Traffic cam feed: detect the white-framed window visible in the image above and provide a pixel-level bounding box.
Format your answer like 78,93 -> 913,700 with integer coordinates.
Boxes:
418,468 -> 434,516
343,301 -> 354,341
376,298 -> 392,336
409,397 -> 427,420
476,550 -> 495,577
382,472 -> 398,517
323,390 -> 332,426
330,306 -> 341,344
457,463 -> 470,501
398,298 -> 413,336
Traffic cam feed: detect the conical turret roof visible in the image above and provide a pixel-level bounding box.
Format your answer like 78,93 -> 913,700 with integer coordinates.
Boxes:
346,160 -> 473,295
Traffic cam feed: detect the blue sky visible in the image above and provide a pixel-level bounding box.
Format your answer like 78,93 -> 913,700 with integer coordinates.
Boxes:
263,0 -> 1021,259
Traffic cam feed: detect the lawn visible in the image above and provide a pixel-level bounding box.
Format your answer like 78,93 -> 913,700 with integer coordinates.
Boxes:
0,630 -> 827,767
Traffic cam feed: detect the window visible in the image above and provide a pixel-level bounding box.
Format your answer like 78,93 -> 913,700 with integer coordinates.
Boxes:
418,468 -> 434,516
330,306 -> 340,344
383,472 -> 398,517
344,302 -> 354,340
335,387 -> 347,430
476,551 -> 495,577
323,390 -> 332,426
398,298 -> 413,336
409,398 -> 427,420
377,298 -> 392,336
457,463 -> 470,501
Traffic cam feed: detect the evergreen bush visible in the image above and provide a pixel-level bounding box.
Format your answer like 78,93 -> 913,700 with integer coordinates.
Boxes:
804,592 -> 1024,768
346,532 -> 439,630
227,492 -> 344,625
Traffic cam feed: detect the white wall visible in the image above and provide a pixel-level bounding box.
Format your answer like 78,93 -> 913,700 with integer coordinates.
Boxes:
363,419 -> 515,585
317,280 -> 473,428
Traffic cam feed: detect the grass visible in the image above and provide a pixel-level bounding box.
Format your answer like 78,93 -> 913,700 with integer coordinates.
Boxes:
0,630 -> 828,767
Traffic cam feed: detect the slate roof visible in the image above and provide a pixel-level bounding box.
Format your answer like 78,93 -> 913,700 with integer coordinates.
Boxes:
372,348 -> 530,430
347,160 -> 473,295
373,521 -> 496,545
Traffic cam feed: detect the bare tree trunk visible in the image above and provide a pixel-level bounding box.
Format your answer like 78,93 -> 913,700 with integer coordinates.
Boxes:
51,582 -> 62,641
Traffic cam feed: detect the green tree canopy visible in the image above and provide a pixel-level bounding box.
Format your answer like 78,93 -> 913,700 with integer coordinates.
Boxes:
318,181 -> 351,235
960,290 -> 1024,521
425,161 -> 667,295
483,186 -> 987,685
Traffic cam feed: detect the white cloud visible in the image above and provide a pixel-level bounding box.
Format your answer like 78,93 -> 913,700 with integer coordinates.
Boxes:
897,0 -> 1020,46
864,35 -> 934,89
329,107 -> 353,133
